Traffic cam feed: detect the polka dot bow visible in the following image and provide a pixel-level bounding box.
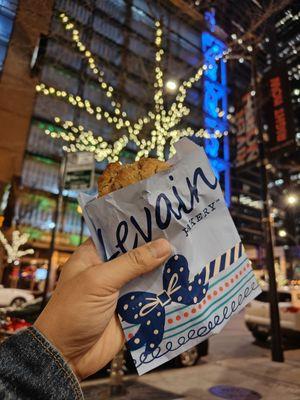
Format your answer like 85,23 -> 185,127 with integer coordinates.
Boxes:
118,254 -> 209,354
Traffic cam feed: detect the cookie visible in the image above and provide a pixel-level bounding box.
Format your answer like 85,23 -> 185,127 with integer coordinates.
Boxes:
98,158 -> 169,196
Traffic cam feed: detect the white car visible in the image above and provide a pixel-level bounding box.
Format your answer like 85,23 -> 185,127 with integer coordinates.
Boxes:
245,284 -> 300,341
0,285 -> 34,308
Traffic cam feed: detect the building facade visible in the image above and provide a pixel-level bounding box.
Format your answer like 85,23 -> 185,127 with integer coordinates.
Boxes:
229,3 -> 300,273
0,0 -> 230,286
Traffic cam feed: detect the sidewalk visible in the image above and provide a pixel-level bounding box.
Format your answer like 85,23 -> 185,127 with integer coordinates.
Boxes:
82,356 -> 300,400
140,356 -> 300,399
82,312 -> 300,400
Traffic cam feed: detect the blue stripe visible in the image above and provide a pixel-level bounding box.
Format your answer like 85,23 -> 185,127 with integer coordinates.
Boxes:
219,253 -> 226,272
230,246 -> 235,264
209,260 -> 215,278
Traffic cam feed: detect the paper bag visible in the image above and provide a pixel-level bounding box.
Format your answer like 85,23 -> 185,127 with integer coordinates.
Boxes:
79,138 -> 261,375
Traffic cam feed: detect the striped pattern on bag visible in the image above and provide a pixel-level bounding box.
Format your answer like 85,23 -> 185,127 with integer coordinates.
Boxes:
204,242 -> 245,283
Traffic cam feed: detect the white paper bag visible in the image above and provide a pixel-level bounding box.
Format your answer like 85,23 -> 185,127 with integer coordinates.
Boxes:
79,138 -> 261,375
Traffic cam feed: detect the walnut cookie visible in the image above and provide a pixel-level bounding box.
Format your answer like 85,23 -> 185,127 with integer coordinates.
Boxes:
98,158 -> 170,196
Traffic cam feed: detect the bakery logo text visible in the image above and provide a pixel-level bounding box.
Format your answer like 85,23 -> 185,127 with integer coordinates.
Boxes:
98,166 -> 218,260
182,198 -> 220,237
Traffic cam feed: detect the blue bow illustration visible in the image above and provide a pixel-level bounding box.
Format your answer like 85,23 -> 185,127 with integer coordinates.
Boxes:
118,254 -> 209,354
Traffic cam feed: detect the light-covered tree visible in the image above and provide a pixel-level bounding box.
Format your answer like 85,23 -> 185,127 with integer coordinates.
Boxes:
0,230 -> 34,264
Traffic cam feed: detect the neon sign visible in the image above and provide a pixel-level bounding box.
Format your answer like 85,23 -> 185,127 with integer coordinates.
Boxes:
201,13 -> 230,205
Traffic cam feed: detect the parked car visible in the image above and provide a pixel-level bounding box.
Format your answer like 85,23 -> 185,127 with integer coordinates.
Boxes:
0,309 -> 31,343
0,284 -> 34,308
5,296 -> 46,323
1,315 -> 31,334
245,284 -> 300,341
176,341 -> 208,367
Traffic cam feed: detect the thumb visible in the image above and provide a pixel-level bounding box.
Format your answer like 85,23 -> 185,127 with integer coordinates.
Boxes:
99,239 -> 171,290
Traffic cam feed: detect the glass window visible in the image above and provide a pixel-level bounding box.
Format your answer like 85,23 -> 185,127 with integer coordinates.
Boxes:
27,120 -> 64,159
0,0 -> 18,14
0,0 -> 18,71
0,13 -> 13,39
22,156 -> 59,194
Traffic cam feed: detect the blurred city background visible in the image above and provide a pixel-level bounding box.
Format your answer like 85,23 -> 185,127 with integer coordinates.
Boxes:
0,0 -> 299,399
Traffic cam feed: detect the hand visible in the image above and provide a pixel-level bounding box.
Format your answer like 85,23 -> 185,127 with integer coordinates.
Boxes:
34,238 -> 171,380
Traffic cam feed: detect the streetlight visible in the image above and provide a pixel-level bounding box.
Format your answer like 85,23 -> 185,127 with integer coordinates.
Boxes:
285,193 -> 298,246
165,79 -> 178,92
278,229 -> 287,238
286,194 -> 298,206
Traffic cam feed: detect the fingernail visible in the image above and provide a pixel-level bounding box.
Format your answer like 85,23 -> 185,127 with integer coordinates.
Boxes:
149,239 -> 171,259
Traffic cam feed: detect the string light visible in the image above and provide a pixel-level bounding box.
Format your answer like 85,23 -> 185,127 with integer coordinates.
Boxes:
37,13 -> 230,162
165,80 -> 178,92
226,31 -> 257,61
59,13 -> 140,150
275,9 -> 300,28
0,230 -> 34,264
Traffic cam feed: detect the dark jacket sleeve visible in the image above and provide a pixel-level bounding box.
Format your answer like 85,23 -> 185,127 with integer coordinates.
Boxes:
0,326 -> 83,400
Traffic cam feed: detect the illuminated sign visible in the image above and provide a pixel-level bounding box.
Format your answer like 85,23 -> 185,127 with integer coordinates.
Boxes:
236,92 -> 259,168
263,65 -> 295,156
204,9 -> 216,32
201,19 -> 230,205
270,76 -> 288,142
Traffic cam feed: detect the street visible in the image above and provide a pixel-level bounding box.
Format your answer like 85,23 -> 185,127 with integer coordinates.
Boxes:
81,311 -> 300,400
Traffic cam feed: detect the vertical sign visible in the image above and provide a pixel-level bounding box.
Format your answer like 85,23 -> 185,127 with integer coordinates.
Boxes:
63,152 -> 95,191
263,66 -> 295,156
202,10 -> 230,205
236,92 -> 259,168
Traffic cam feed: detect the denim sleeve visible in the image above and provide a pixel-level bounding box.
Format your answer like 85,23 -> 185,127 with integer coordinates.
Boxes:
0,326 -> 83,400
